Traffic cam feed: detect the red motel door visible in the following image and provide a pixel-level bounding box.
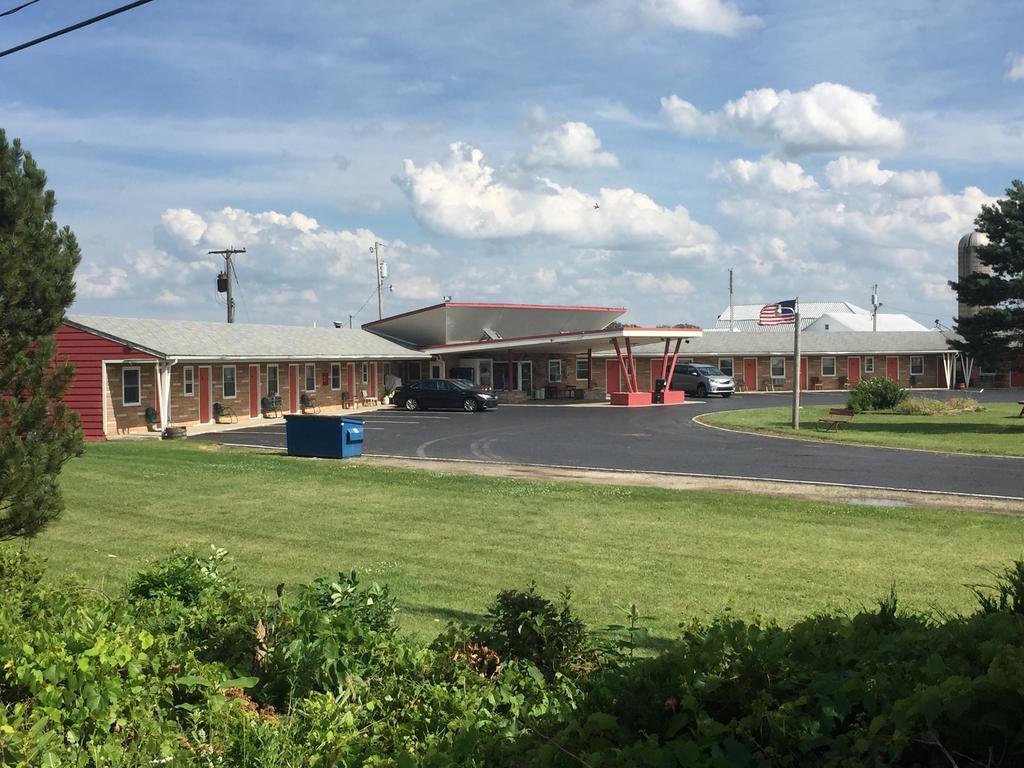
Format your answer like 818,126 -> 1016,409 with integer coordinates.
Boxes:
347,363 -> 355,396
199,366 -> 211,424
288,365 -> 299,412
847,357 -> 861,386
800,359 -> 808,390
886,356 -> 898,382
369,362 -> 377,396
249,365 -> 260,417
605,359 -> 622,393
743,358 -> 758,391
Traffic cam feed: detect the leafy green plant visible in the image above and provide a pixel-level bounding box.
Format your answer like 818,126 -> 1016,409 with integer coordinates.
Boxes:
970,558 -> 1024,614
890,397 -> 983,415
847,377 -> 907,412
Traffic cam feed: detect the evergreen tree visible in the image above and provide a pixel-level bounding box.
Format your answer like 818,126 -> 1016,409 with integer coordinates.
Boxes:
951,180 -> 1024,368
0,129 -> 83,540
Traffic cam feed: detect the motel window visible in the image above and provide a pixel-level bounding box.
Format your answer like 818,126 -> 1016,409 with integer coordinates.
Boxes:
305,363 -> 316,392
576,358 -> 589,381
548,359 -> 562,384
183,366 -> 194,397
122,367 -> 141,406
718,358 -> 734,377
770,357 -> 785,379
222,366 -> 237,399
864,357 -> 874,375
331,363 -> 342,390
361,362 -> 369,385
821,357 -> 837,377
267,365 -> 279,397
910,356 -> 924,376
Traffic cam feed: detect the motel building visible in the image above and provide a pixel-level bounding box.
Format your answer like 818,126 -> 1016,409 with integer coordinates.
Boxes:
362,301 -> 974,399
55,301 -> 1013,441
57,316 -> 429,441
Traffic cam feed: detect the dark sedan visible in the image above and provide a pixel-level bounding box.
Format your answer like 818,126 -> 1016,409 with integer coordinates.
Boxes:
392,379 -> 498,412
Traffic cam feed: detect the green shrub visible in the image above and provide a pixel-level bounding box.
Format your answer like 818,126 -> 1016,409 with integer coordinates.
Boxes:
890,397 -> 983,415
847,377 -> 907,412
461,584 -> 594,680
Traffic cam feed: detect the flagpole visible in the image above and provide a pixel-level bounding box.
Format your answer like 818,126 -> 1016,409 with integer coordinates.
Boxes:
792,298 -> 801,430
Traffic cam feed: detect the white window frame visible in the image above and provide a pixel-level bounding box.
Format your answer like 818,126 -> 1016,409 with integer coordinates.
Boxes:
267,364 -> 279,397
864,357 -> 874,375
361,362 -> 369,385
331,362 -> 342,391
548,358 -> 562,384
718,358 -> 734,377
821,356 -> 837,377
910,356 -> 924,376
122,366 -> 141,406
222,365 -> 237,399
182,366 -> 194,397
770,357 -> 785,379
575,358 -> 589,381
304,363 -> 316,392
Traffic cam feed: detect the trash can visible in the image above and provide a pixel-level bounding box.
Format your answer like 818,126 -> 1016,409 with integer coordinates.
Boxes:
284,414 -> 364,459
341,417 -> 364,458
653,378 -> 667,404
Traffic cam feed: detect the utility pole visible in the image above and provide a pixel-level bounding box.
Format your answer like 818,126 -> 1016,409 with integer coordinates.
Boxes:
370,241 -> 386,320
209,247 -> 246,323
871,284 -> 882,332
792,299 -> 801,430
728,268 -> 735,331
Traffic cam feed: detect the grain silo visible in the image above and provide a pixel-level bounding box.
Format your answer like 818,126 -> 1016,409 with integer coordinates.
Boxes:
957,231 -> 993,319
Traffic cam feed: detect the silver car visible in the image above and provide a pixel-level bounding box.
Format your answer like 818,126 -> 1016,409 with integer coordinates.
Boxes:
671,363 -> 735,398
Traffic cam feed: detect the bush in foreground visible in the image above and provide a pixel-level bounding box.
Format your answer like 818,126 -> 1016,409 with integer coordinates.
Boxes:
1,547 -> 1023,767
847,377 -> 908,412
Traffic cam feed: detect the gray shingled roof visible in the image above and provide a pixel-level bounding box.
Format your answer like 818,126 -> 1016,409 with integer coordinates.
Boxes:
601,330 -> 956,358
67,315 -> 428,361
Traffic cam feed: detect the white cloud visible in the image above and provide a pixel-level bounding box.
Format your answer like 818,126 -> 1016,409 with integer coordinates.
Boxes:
714,155 -> 818,193
661,82 -> 905,154
1007,53 -> 1024,81
625,271 -> 694,297
155,289 -> 186,307
525,121 -> 619,169
641,0 -> 761,36
397,142 -> 716,253
825,157 -> 942,197
75,264 -> 130,298
714,155 -> 994,315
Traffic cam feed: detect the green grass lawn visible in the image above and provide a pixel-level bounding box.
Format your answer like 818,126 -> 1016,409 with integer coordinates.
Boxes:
24,441 -> 1024,641
702,401 -> 1024,456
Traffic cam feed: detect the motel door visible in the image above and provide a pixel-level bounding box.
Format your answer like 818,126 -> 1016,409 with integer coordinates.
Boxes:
886,356 -> 899,382
743,358 -> 758,391
800,359 -> 808,390
847,357 -> 861,386
288,365 -> 299,412
605,359 -> 623,393
249,365 -> 260,418
198,366 -> 211,424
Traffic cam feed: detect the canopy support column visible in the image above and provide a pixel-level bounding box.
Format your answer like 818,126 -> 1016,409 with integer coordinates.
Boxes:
155,361 -> 172,432
611,338 -> 634,393
625,338 -> 639,392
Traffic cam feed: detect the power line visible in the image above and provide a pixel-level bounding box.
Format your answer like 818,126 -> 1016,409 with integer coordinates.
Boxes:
0,0 -> 156,58
1,0 -> 42,19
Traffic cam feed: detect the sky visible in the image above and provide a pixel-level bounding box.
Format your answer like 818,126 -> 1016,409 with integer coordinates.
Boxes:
2,0 -> 1022,329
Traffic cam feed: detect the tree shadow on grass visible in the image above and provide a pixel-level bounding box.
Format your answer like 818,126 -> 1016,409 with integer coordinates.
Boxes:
849,422 -> 1024,436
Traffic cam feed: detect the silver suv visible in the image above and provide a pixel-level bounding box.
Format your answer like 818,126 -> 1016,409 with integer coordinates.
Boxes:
671,363 -> 734,398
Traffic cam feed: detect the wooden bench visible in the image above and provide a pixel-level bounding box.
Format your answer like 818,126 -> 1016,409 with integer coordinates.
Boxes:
816,407 -> 855,432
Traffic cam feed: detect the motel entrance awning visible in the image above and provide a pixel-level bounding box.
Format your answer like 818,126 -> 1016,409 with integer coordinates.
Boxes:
422,327 -> 703,405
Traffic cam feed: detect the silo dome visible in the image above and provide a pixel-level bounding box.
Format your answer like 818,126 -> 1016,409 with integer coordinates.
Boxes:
957,231 -> 993,320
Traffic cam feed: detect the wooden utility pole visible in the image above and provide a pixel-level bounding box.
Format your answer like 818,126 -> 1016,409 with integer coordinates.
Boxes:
371,241 -> 386,320
209,247 -> 246,323
792,300 -> 801,429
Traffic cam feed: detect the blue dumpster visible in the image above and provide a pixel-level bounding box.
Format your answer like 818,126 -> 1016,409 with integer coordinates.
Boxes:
283,414 -> 364,458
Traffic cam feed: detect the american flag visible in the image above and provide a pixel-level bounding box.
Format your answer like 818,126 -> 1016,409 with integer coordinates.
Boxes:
758,299 -> 797,326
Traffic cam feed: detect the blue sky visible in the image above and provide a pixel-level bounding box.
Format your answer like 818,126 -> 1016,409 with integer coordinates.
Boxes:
3,0 -> 1022,327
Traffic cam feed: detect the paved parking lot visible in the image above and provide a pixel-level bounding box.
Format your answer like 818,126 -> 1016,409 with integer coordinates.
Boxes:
194,391 -> 1024,501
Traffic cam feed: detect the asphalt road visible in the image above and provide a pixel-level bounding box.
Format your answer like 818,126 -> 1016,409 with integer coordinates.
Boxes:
195,391 -> 1024,501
